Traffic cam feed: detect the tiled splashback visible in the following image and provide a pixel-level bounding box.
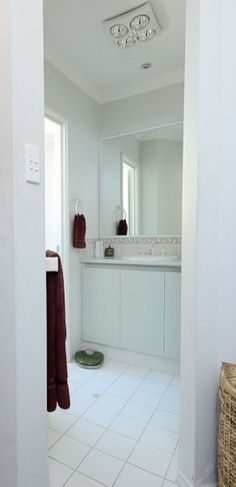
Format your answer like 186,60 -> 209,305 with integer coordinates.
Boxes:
80,236 -> 181,259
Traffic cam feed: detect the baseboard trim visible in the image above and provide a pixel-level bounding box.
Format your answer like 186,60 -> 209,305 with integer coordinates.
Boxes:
177,470 -> 218,487
81,341 -> 180,375
177,470 -> 194,487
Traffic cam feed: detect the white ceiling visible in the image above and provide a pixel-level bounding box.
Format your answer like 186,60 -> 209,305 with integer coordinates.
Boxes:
44,0 -> 185,104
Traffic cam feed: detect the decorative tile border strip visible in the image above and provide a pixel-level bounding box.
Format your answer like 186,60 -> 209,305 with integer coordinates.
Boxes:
86,236 -> 182,245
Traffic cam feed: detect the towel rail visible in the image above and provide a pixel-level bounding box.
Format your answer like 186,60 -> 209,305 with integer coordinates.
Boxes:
73,195 -> 84,215
46,256 -> 59,272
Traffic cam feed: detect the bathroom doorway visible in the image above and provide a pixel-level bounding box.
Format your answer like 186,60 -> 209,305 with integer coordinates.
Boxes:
44,110 -> 70,356
45,115 -> 63,254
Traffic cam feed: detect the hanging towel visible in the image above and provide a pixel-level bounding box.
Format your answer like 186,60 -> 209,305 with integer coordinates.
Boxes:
117,219 -> 128,235
73,213 -> 86,248
46,250 -> 70,412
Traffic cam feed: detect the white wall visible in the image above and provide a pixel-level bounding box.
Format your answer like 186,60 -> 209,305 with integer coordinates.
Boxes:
101,135 -> 140,236
101,83 -> 184,138
140,140 -> 158,235
44,61 -> 100,358
140,139 -> 182,235
0,3 -> 17,484
0,1 -> 47,486
156,140 -> 182,235
180,0 -> 236,486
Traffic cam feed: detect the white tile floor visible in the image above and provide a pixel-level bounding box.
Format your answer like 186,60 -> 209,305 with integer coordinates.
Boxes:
48,360 -> 180,487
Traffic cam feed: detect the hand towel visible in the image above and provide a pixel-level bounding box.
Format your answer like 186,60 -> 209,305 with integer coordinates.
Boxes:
73,213 -> 86,248
46,250 -> 70,412
117,219 -> 128,235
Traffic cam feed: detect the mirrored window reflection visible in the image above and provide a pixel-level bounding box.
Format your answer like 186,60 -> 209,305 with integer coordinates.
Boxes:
122,158 -> 138,236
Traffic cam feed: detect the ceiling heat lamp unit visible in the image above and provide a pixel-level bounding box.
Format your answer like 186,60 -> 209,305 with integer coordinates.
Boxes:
103,2 -> 162,49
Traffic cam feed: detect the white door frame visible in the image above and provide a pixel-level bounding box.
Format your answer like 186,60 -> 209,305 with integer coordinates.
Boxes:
45,107 -> 71,359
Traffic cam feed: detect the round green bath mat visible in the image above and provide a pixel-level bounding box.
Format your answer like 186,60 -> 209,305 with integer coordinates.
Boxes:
75,349 -> 104,369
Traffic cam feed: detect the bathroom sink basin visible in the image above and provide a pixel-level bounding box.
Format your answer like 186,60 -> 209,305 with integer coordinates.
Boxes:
122,255 -> 179,262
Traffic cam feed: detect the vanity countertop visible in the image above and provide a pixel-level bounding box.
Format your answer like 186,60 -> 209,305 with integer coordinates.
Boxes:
80,257 -> 181,268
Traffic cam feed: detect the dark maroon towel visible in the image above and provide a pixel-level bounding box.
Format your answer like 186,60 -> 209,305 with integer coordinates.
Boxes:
73,213 -> 86,248
46,250 -> 70,412
117,219 -> 128,235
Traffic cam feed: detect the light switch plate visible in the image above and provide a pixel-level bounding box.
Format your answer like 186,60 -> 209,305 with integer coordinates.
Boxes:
25,143 -> 40,184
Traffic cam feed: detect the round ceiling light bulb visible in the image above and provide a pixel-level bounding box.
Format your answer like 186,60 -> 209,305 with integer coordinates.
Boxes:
126,32 -> 136,47
137,28 -> 156,42
110,24 -> 128,38
117,33 -> 136,49
117,38 -> 127,48
137,30 -> 147,42
130,14 -> 150,31
146,27 -> 156,40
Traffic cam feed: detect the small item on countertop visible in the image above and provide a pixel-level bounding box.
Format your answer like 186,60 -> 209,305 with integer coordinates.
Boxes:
104,245 -> 115,258
95,240 -> 103,258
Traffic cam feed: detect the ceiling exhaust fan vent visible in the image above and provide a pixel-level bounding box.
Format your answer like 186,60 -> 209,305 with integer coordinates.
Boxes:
103,2 -> 162,49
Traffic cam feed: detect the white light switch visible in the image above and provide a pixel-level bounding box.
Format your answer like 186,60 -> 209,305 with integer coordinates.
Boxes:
25,144 -> 40,184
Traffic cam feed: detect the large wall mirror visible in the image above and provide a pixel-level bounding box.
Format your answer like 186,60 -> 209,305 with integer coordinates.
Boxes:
100,122 -> 183,237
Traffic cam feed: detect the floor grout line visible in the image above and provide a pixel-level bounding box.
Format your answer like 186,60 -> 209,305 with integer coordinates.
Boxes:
47,364 -> 121,467
48,361 -> 180,487
50,362 -> 131,482
63,467 -> 107,487
111,384 -> 172,486
109,372 -> 171,486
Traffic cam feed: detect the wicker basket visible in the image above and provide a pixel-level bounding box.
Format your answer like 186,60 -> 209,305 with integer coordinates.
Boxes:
218,362 -> 236,487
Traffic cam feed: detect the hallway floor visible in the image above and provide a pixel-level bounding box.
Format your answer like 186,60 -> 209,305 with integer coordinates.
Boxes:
48,360 -> 180,487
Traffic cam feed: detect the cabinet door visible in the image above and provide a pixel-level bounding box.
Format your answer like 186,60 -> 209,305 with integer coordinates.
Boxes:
82,266 -> 120,347
120,269 -> 164,356
164,271 -> 181,360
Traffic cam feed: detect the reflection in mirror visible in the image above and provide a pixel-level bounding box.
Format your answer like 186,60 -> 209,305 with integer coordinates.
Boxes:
100,123 -> 183,237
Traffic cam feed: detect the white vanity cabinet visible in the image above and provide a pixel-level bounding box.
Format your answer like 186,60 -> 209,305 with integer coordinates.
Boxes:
82,262 -> 181,360
82,266 -> 120,347
164,271 -> 181,359
120,269 -> 164,356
